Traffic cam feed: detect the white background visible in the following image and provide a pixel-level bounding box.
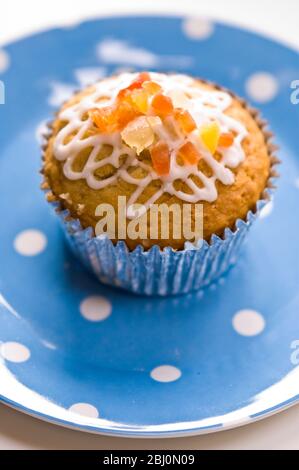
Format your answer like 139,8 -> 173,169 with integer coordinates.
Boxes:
1,0 -> 299,450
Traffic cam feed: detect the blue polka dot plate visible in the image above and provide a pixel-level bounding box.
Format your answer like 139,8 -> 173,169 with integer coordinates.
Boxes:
0,15 -> 299,437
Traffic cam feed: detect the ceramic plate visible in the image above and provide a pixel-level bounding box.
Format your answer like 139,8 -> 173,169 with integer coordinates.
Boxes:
0,15 -> 299,437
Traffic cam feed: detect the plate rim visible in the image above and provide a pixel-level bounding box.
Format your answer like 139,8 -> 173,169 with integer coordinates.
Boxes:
1,392 -> 299,438
1,11 -> 299,56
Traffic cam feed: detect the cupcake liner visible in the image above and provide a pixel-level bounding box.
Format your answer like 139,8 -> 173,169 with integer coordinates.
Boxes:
41,81 -> 279,296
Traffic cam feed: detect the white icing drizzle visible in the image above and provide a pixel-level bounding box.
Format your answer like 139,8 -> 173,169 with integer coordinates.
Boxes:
53,72 -> 248,216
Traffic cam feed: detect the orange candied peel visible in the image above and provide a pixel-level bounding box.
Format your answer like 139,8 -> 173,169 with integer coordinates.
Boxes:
116,72 -> 151,101
127,72 -> 151,90
116,74 -> 162,116
89,101 -> 140,133
218,132 -> 234,148
115,100 -> 140,130
150,141 -> 171,176
177,141 -> 202,165
174,108 -> 197,134
200,121 -> 220,155
151,93 -> 174,118
89,106 -> 117,133
142,80 -> 162,95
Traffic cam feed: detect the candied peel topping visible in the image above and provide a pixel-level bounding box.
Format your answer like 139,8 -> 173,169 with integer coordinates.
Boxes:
178,142 -> 202,166
89,72 -> 235,177
150,141 -> 171,176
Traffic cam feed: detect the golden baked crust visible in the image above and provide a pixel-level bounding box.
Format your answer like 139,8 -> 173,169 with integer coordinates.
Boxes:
43,79 -> 271,250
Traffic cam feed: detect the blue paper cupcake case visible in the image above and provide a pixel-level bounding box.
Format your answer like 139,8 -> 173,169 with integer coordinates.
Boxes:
42,96 -> 279,296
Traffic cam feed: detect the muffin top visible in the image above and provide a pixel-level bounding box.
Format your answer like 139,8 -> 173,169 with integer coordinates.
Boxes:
43,72 -> 271,250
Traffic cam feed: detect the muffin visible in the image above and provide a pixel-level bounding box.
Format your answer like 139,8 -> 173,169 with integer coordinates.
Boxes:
42,72 -> 277,295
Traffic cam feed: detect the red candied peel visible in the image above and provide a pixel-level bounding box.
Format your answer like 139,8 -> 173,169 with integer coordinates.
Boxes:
89,73 -> 235,177
150,141 -> 170,176
178,142 -> 202,165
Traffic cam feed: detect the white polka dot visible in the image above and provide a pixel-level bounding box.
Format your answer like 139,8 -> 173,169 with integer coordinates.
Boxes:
69,403 -> 99,418
246,72 -> 279,103
294,178 -> 299,189
74,67 -> 107,87
150,365 -> 182,383
14,230 -> 47,256
232,310 -> 265,336
48,81 -> 76,107
182,17 -> 214,40
0,342 -> 31,363
259,200 -> 273,219
0,49 -> 10,74
80,296 -> 112,322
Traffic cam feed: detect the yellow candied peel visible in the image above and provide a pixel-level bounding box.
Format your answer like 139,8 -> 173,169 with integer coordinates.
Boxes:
200,121 -> 221,155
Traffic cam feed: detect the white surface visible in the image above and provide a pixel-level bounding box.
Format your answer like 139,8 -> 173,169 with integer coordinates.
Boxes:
1,403 -> 299,450
1,0 -> 299,450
